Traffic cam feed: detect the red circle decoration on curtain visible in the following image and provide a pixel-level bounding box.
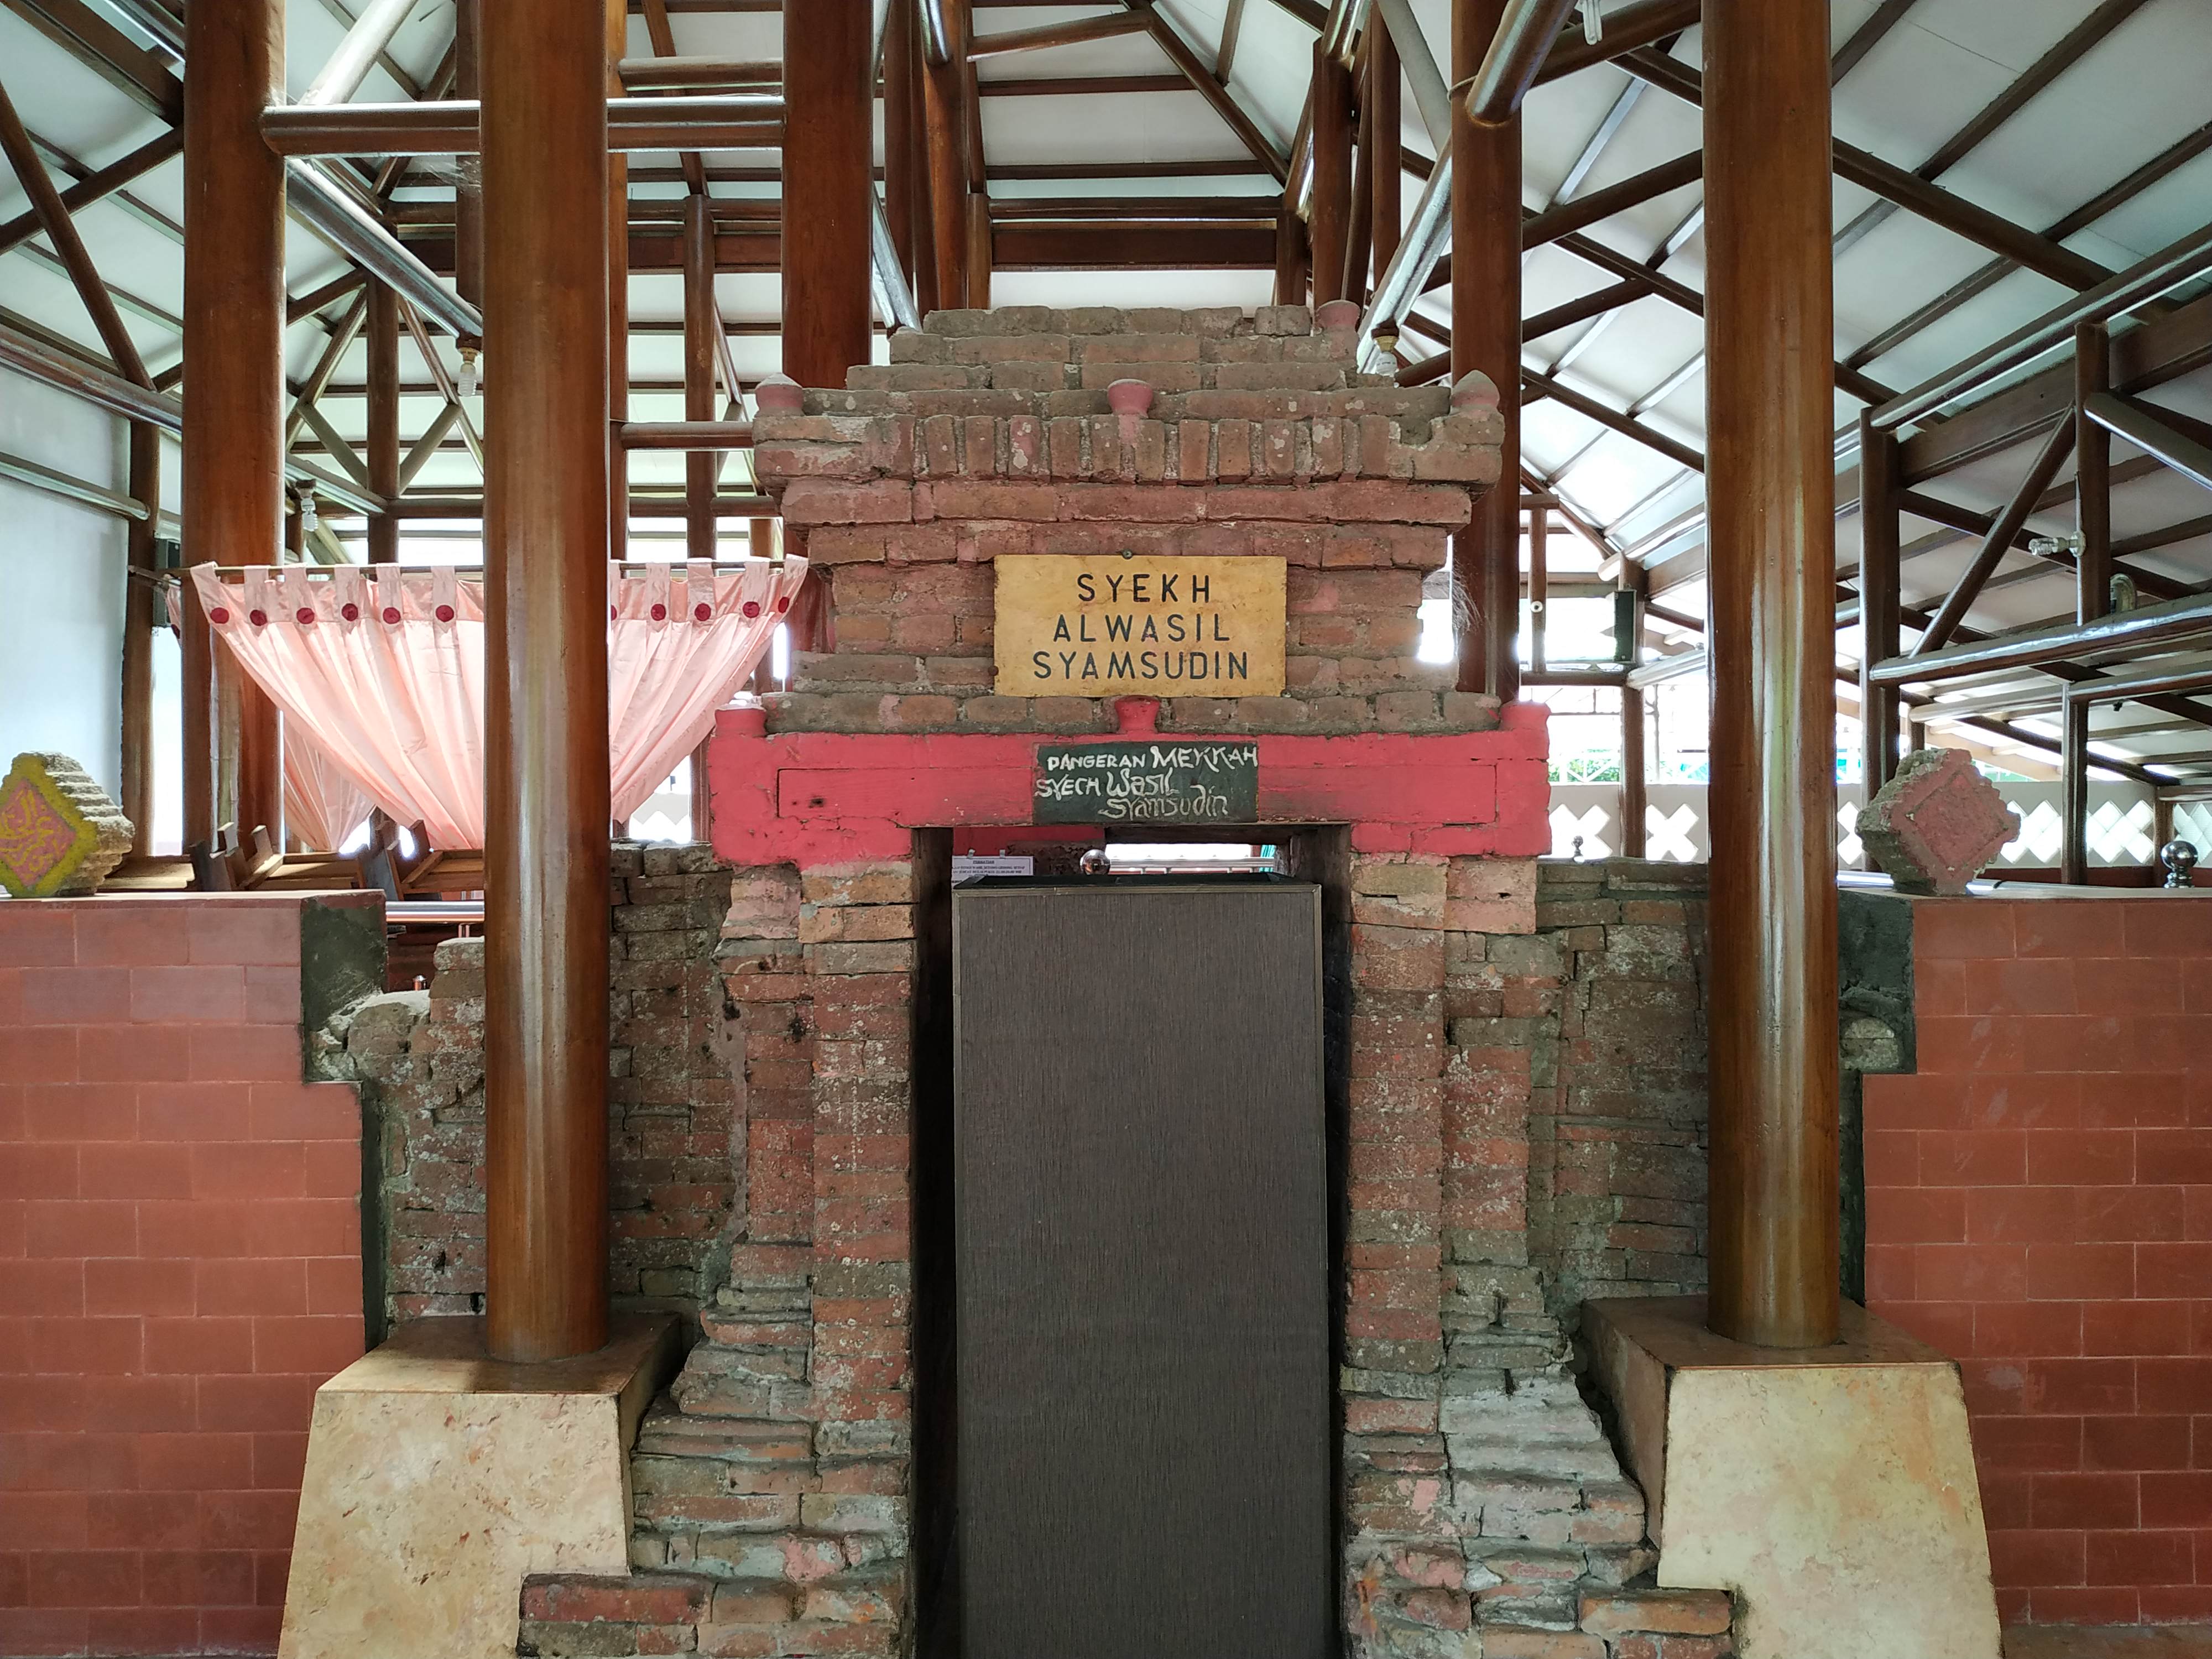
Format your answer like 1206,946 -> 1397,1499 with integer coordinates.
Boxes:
341,602 -> 361,622
382,606 -> 402,624
209,607 -> 230,625
776,596 -> 791,613
249,609 -> 268,627
695,602 -> 712,622
742,600 -> 761,619
435,604 -> 455,623
650,603 -> 667,622
296,607 -> 316,625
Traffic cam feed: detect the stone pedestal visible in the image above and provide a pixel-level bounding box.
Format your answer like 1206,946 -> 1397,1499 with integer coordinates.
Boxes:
1584,1295 -> 2001,1659
278,1314 -> 681,1659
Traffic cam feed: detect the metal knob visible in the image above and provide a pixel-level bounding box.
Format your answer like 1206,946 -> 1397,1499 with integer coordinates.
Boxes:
2161,838 -> 2198,889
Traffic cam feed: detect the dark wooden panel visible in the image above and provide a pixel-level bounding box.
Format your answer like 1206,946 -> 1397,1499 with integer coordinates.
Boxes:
952,880 -> 1331,1659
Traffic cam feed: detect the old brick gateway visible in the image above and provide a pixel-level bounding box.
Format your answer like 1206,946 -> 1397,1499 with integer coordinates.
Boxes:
312,305 -> 1738,1658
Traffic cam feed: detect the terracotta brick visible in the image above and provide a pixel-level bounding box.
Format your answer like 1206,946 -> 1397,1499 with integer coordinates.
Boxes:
1987,1528 -> 2085,1588
1920,1130 -> 2026,1187
1917,901 -> 2018,959
1975,1300 -> 2084,1358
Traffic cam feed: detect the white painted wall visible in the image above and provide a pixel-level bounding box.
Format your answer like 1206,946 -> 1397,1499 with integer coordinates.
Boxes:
0,365 -> 128,798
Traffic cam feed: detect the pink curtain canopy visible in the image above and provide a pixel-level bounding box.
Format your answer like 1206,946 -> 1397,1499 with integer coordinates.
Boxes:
191,559 -> 806,848
281,732 -> 377,852
166,583 -> 377,853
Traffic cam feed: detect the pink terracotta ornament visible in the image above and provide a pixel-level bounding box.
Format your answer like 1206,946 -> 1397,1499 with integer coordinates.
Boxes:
1106,378 -> 1153,446
1451,370 -> 1501,414
1315,299 -> 1362,333
1859,746 -> 2020,895
754,373 -> 804,415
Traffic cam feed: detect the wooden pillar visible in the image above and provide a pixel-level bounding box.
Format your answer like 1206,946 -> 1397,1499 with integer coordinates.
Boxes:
1343,35 -> 1374,305
1528,506 -> 1548,675
885,0 -> 919,290
1369,18 -> 1402,284
688,734 -> 713,843
367,281 -> 400,565
2060,697 -> 2091,886
785,0 -> 875,387
182,0 -> 285,846
905,0 -> 940,315
607,0 -> 630,560
2062,324 -> 2111,887
922,0 -> 967,313
1619,555 -> 1647,860
684,192 -> 718,561
965,191 -> 993,311
1620,689 -> 1649,858
1703,0 -> 1840,1350
2075,323 -> 2111,625
481,0 -> 612,1364
1274,210 -> 1308,307
1451,0 -> 1521,703
452,0 -> 483,322
1310,41 -> 1353,306
1857,412 -> 1901,820
120,425 -> 158,854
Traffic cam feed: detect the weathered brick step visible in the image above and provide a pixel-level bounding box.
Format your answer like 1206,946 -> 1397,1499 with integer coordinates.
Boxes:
518,1568 -> 907,1658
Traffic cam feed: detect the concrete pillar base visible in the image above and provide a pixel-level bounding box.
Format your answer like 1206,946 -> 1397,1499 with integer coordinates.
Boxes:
1584,1295 -> 2002,1659
278,1313 -> 680,1659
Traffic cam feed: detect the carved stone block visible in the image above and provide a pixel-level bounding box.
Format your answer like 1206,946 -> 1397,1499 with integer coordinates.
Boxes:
0,752 -> 134,898
1860,747 -> 2018,895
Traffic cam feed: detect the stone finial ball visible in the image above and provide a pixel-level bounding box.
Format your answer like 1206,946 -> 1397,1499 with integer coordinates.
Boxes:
753,373 -> 804,414
1451,371 -> 1502,413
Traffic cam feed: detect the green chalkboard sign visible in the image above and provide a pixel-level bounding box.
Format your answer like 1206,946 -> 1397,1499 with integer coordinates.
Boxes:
1034,740 -> 1261,826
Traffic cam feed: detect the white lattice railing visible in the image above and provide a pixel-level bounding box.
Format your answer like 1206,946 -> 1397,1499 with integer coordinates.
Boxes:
1551,781 -> 2164,869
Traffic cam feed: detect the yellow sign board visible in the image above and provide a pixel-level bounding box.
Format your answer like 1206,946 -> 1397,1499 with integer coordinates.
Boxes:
993,555 -> 1286,697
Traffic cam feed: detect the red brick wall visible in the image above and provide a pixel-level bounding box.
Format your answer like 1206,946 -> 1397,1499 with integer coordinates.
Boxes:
1861,894 -> 2212,1626
1,896 -> 372,1657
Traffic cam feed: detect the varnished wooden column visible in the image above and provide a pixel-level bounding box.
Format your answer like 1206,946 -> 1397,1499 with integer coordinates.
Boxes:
1451,0 -> 1520,702
182,0 -> 285,844
1369,18 -> 1402,284
121,425 -> 158,854
901,0 -> 939,314
684,191 -> 718,560
1620,687 -> 1648,858
785,0 -> 875,386
607,0 -> 630,559
1343,38 -> 1374,305
1856,412 -> 1901,817
1703,0 -> 1840,1350
885,0 -> 919,292
452,0 -> 483,321
922,0 -> 971,315
1310,41 -> 1353,306
2061,324 -> 2110,886
482,0 -> 612,1363
2075,323 -> 2111,625
367,281 -> 400,565
1273,210 -> 1308,307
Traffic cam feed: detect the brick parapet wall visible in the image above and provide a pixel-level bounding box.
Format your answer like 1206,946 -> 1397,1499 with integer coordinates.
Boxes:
0,894 -> 377,1658
753,303 -> 1505,740
1855,891 -> 2212,1627
323,844 -> 742,1327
